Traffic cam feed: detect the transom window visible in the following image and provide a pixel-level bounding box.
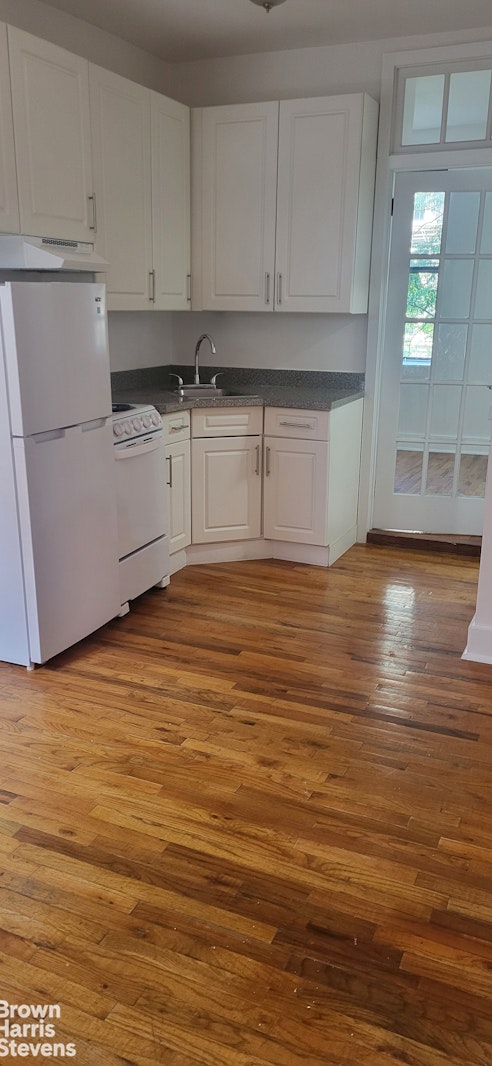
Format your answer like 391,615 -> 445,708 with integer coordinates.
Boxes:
394,61 -> 492,151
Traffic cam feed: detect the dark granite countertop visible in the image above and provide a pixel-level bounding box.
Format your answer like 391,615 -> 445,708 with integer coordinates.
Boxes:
111,367 -> 365,416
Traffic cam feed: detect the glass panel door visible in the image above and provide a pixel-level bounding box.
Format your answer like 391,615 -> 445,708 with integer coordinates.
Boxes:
373,168 -> 492,534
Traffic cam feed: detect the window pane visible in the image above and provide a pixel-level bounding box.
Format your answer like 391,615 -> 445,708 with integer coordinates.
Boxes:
411,192 -> 444,254
481,192 -> 492,253
469,324 -> 492,381
475,260 -> 492,319
394,446 -> 423,494
429,384 -> 461,437
446,70 -> 492,142
434,324 -> 467,381
462,385 -> 492,441
407,260 -> 439,319
445,192 -> 480,253
426,450 -> 455,495
439,260 -> 474,318
398,384 -> 429,436
402,75 -> 445,145
401,322 -> 433,380
458,452 -> 488,496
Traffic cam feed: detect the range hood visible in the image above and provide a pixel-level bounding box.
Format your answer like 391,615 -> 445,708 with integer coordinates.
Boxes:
0,235 -> 108,271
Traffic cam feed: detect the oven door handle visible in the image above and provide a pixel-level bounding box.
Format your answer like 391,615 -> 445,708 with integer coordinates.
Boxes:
115,436 -> 163,459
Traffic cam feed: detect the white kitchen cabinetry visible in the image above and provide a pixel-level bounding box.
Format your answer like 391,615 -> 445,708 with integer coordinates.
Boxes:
163,411 -> 191,572
151,92 -> 191,311
89,66 -> 152,309
194,94 -> 378,313
0,23 -> 19,233
191,407 -> 263,544
8,27 -> 94,242
90,65 -> 190,311
263,401 -> 363,565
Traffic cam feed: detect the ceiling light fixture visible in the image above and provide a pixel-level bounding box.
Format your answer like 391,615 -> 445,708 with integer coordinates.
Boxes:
249,0 -> 287,12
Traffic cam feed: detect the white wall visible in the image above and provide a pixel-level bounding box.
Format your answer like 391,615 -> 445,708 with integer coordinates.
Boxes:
107,312 -> 174,373
172,311 -> 367,372
0,0 -> 175,94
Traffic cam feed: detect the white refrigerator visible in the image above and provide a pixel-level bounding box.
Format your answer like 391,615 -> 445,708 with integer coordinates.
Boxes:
0,280 -> 120,668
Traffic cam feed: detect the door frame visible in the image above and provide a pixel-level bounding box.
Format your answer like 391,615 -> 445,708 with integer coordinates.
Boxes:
359,38 -> 492,540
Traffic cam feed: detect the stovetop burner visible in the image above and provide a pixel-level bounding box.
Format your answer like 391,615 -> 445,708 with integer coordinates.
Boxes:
112,402 -> 134,413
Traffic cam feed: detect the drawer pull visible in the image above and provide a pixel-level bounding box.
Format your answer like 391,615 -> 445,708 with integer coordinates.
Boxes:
279,420 -> 313,429
170,423 -> 186,432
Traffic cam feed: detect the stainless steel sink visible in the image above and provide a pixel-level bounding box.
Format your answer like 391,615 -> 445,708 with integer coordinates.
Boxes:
176,384 -> 255,398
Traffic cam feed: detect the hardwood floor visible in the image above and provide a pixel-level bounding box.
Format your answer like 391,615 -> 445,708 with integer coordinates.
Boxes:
2,544 -> 492,1064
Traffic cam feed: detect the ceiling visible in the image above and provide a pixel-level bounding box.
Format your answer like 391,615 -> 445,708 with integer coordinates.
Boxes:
43,0 -> 492,64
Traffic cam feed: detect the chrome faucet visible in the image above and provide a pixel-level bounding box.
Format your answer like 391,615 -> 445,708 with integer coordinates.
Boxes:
194,333 -> 216,384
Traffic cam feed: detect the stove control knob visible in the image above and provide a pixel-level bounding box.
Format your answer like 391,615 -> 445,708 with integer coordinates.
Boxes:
133,417 -> 142,432
113,422 -> 124,437
151,411 -> 160,425
143,414 -> 152,428
125,422 -> 133,435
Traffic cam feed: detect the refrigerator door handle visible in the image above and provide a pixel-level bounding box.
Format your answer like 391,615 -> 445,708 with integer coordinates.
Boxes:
31,428 -> 65,444
82,418 -> 107,432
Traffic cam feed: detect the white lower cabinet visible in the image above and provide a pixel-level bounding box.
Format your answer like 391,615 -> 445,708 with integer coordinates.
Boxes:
264,401 -> 363,564
191,434 -> 262,543
184,400 -> 362,568
163,412 -> 191,572
191,407 -> 263,545
263,436 -> 329,545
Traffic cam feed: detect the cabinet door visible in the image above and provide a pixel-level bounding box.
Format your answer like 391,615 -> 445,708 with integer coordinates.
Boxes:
151,92 -> 191,311
263,436 -> 329,545
192,435 -> 262,543
8,27 -> 93,241
200,103 -> 278,311
275,94 -> 377,313
167,438 -> 191,554
90,66 -> 152,310
0,23 -> 19,233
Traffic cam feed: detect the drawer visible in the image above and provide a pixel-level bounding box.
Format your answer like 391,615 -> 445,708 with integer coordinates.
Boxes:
163,410 -> 190,444
192,406 -> 263,438
264,407 -> 330,441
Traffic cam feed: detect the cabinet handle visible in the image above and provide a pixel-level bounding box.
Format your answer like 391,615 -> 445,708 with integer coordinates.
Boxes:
167,454 -> 173,488
276,272 -> 282,306
279,420 -> 313,429
88,194 -> 97,232
170,423 -> 186,432
255,443 -> 260,475
149,270 -> 156,303
265,272 -> 270,305
186,273 -> 191,302
265,445 -> 271,477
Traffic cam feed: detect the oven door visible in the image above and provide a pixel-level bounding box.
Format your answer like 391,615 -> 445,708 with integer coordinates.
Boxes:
114,432 -> 167,560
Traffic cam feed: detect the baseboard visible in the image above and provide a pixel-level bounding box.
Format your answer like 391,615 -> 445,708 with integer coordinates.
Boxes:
462,616 -> 492,663
185,540 -> 271,566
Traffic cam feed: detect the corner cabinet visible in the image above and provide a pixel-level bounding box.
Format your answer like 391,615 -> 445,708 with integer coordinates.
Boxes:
191,408 -> 263,544
193,94 -> 378,313
8,26 -> 94,242
263,402 -> 363,565
89,65 -> 190,311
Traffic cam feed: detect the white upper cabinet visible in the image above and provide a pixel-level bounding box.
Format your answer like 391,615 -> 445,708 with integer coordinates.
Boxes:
89,66 -> 191,311
194,94 -> 378,313
197,102 -> 279,311
90,65 -> 152,310
276,95 -> 378,313
0,23 -> 19,233
8,27 -> 94,241
151,92 -> 191,310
